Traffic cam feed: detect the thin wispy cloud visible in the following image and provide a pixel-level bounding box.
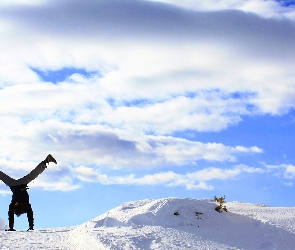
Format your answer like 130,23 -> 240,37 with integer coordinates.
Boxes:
264,163 -> 295,179
74,164 -> 266,190
150,0 -> 295,19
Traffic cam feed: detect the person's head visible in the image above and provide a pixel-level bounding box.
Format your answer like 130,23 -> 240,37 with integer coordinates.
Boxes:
13,202 -> 26,217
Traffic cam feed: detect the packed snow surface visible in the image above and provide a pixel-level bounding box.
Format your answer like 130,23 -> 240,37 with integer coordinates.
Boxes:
1,197 -> 295,249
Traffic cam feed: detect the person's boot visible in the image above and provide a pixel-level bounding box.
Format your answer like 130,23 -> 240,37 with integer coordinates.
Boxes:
6,228 -> 16,231
45,154 -> 57,164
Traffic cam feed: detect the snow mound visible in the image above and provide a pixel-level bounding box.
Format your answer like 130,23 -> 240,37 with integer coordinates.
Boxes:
0,217 -> 7,229
86,197 -> 217,228
79,197 -> 295,249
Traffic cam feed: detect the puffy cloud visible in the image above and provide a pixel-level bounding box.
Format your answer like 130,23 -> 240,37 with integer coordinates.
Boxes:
0,0 -> 294,190
283,164 -> 295,179
8,123 -> 264,168
0,0 -> 294,113
101,92 -> 252,133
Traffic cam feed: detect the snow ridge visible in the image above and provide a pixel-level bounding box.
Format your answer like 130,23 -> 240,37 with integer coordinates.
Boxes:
86,197 -> 213,227
1,197 -> 295,249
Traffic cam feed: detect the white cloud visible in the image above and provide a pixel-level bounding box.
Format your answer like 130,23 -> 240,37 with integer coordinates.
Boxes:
282,164 -> 295,179
263,163 -> 295,179
0,0 -> 294,190
0,115 -> 263,170
0,0 -> 294,114
0,0 -> 45,6
30,179 -> 80,191
100,92 -> 251,133
149,0 -> 295,20
283,182 -> 293,187
74,164 -> 265,190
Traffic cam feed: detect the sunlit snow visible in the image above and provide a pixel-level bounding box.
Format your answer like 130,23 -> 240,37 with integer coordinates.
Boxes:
1,197 -> 295,249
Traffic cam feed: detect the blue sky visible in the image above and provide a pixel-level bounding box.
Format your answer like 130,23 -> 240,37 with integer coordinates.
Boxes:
0,0 -> 295,230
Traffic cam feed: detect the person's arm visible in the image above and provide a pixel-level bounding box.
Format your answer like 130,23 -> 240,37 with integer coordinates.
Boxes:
26,204 -> 34,230
8,203 -> 15,230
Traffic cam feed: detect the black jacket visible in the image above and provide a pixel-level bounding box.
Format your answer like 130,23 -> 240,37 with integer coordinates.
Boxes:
10,184 -> 30,204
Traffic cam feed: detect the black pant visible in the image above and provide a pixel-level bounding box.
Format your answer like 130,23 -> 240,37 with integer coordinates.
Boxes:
8,202 -> 34,229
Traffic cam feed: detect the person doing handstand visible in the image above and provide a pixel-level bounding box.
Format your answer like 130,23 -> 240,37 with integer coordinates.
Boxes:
0,154 -> 57,231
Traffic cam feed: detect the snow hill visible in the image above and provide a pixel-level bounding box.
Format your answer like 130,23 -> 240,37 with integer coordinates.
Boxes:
1,197 -> 295,249
0,217 -> 6,230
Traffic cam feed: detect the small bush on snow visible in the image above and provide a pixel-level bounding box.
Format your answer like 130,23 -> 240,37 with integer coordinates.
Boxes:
214,195 -> 228,213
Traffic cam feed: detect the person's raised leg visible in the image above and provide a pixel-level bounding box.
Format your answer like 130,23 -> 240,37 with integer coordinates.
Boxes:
14,154 -> 57,186
45,154 -> 57,164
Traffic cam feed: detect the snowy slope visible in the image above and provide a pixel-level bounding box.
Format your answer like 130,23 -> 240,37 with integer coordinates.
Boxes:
1,197 -> 295,249
0,217 -> 6,230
